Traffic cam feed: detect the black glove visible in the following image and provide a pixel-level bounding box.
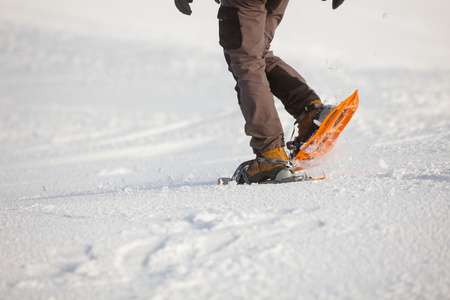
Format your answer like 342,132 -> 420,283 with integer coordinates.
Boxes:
175,0 -> 193,15
332,0 -> 345,9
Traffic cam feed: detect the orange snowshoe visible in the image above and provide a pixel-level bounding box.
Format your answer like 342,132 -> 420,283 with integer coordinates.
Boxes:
288,90 -> 359,171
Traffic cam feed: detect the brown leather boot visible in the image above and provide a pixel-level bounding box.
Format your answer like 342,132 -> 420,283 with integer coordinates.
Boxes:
287,100 -> 337,158
245,147 -> 290,183
295,100 -> 323,144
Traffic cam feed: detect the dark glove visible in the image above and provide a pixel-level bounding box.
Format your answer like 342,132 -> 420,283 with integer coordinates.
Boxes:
332,0 -> 345,9
175,0 -> 193,15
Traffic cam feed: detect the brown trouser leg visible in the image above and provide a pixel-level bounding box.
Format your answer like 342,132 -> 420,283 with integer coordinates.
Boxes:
219,0 -> 320,154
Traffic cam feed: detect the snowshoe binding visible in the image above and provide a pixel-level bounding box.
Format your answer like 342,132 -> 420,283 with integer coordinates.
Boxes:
218,148 -> 325,185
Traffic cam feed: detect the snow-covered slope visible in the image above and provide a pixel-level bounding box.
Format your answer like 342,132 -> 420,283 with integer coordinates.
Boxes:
1,0 -> 449,299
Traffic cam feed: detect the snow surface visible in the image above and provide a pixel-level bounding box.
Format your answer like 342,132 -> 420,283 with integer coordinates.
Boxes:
1,0 -> 450,299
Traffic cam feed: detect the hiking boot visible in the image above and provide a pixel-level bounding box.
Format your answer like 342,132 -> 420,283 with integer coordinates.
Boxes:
244,147 -> 290,183
288,100 -> 336,156
295,100 -> 323,144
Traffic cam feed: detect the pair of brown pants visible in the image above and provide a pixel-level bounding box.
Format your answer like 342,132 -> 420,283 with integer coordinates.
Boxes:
218,0 -> 320,153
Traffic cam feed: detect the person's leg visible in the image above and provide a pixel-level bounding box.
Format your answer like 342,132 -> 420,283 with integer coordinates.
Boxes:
263,0 -> 321,119
219,0 -> 283,154
266,56 -> 321,118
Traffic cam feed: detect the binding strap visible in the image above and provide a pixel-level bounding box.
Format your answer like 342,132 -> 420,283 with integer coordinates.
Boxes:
231,160 -> 253,185
256,157 -> 293,168
294,103 -> 324,125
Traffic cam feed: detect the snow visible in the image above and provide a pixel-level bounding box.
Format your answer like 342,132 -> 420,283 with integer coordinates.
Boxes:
1,0 -> 450,299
